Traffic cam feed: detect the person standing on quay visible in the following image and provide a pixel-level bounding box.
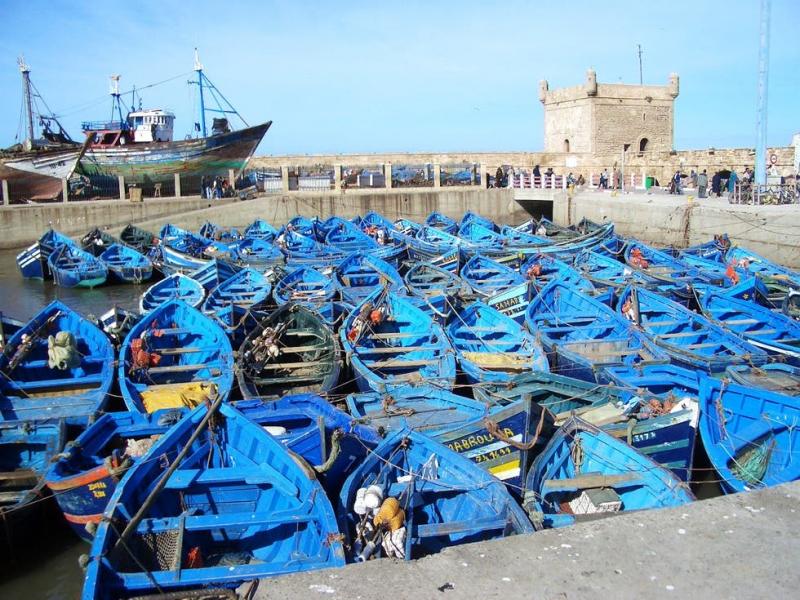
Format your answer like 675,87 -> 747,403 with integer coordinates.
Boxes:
728,168 -> 738,201
697,169 -> 708,198
495,166 -> 504,188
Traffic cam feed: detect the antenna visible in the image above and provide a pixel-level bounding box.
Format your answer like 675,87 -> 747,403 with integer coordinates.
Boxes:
754,0 -> 771,186
18,55 -> 35,145
194,48 -> 206,138
637,44 -> 643,84
109,74 -> 121,97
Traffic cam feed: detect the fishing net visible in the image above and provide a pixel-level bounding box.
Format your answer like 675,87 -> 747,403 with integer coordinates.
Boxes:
112,530 -> 181,572
730,438 -> 775,487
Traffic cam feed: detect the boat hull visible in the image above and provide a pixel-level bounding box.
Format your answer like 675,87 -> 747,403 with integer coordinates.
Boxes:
78,122 -> 271,184
0,146 -> 82,201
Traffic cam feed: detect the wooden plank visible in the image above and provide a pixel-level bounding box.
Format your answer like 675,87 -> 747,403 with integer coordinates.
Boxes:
357,345 -> 432,354
655,331 -> 704,339
0,470 -> 37,482
746,328 -> 778,336
681,342 -> 719,349
272,344 -> 326,353
722,318 -> 760,326
147,363 -> 221,374
246,375 -> 324,386
367,358 -> 439,368
542,472 -> 638,491
369,332 -> 423,340
257,360 -> 329,370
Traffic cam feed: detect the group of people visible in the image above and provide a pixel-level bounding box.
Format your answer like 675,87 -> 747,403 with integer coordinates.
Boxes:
200,175 -> 234,199
675,167 -> 753,199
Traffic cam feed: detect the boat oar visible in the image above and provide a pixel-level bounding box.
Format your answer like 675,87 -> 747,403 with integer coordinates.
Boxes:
111,391 -> 223,554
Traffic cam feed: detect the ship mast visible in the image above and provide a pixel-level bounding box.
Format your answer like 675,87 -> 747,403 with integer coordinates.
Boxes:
194,48 -> 207,138
18,56 -> 35,148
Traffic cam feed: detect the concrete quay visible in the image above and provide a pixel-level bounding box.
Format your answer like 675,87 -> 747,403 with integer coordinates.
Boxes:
243,480 -> 800,600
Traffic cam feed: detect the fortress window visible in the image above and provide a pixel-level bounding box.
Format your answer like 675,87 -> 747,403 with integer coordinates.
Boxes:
564,139 -> 570,153
639,138 -> 649,152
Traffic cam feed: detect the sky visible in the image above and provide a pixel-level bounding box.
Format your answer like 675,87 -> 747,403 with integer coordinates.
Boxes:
0,0 -> 797,155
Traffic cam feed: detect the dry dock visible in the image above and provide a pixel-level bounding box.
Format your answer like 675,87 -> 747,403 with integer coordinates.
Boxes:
244,480 -> 800,600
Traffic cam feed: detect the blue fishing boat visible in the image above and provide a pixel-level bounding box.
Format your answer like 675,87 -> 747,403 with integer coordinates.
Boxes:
404,261 -> 466,322
573,249 -> 665,293
237,303 -> 341,400
188,257 -> 241,292
698,375 -> 800,493
425,211 -> 458,234
525,281 -> 668,382
337,427 -> 532,562
408,227 -> 465,272
119,224 -> 156,255
725,363 -> 800,396
286,215 -> 319,237
278,230 -> 347,269
198,221 -> 240,243
725,245 -> 800,302
16,228 -> 75,279
202,267 -> 272,342
522,416 -> 694,529
457,221 -> 506,248
393,217 -> 423,237
243,218 -> 278,242
158,225 -> 211,273
481,370 -> 700,483
119,299 -> 234,413
521,254 -> 595,295
484,280 -> 533,323
681,233 -> 732,259
346,385 -> 488,437
48,243 -> 108,288
461,254 -> 525,298
0,300 -> 114,425
98,243 -> 153,284
81,401 -> 345,599
326,218 -> 405,266
273,266 -> 338,324
139,273 -> 205,313
460,210 -> 498,232
340,286 -> 456,393
699,288 -> 800,364
0,418 -> 66,563
223,237 -> 283,270
44,409 -> 185,541
617,286 -> 768,373
447,301 -> 548,385
334,252 -> 404,306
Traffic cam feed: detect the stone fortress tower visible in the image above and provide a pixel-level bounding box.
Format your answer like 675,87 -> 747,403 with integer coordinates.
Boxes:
538,69 -> 680,156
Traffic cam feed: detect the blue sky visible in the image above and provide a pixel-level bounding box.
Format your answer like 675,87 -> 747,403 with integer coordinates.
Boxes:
0,0 -> 797,154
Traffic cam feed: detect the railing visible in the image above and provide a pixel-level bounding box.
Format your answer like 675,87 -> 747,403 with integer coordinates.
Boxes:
81,120 -> 127,132
731,182 -> 799,205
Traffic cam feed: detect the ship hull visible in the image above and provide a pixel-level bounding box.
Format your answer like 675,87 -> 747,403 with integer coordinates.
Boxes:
78,121 -> 271,184
0,146 -> 83,201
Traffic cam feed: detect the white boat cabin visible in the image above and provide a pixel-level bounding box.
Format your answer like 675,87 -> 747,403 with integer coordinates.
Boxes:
128,109 -> 175,143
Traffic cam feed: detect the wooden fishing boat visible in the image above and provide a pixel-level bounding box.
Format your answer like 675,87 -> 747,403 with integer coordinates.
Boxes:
525,281 -> 668,382
522,416 -> 694,529
198,221 -> 241,244
223,237 -> 284,270
681,233 -> 731,259
393,217 -> 423,237
457,221 -> 506,248
237,303 -> 341,400
624,240 -> 715,292
460,210 -> 498,232
333,252 -> 403,306
337,427 -> 532,562
119,299 -> 234,413
47,243 -> 108,288
119,224 -> 156,254
481,370 -> 700,483
286,215 -> 319,238
273,266 -> 338,324
140,273 -> 205,313
97,306 -> 141,347
447,301 -> 548,385
725,245 -> 800,302
520,254 -> 595,295
424,211 -> 458,234
277,230 -> 347,269
325,217 -> 404,265
725,363 -> 800,396
99,243 -> 153,284
346,385 -> 488,438
699,288 -> 800,364
573,249 -> 667,293
461,254 -> 525,298
81,401 -> 344,599
267,393 -> 381,490
408,226 -> 466,272
484,280 -> 533,323
188,257 -> 241,292
404,261 -> 467,322
0,418 -> 66,563
202,267 -> 272,341
81,228 -> 122,256
243,218 -> 278,242
340,287 -> 456,393
16,228 -> 75,279
44,409 -> 185,541
617,286 -> 768,373
0,300 -> 114,425
698,375 -> 800,494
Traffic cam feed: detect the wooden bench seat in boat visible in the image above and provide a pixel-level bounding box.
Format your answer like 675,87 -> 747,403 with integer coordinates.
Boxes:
413,515 -> 510,539
365,358 -> 439,369
542,472 -> 641,493
6,375 -> 106,391
135,505 -> 317,534
164,466 -> 297,492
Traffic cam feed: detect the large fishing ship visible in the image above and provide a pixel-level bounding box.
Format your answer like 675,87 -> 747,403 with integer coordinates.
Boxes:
0,58 -> 86,201
77,51 -> 270,186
